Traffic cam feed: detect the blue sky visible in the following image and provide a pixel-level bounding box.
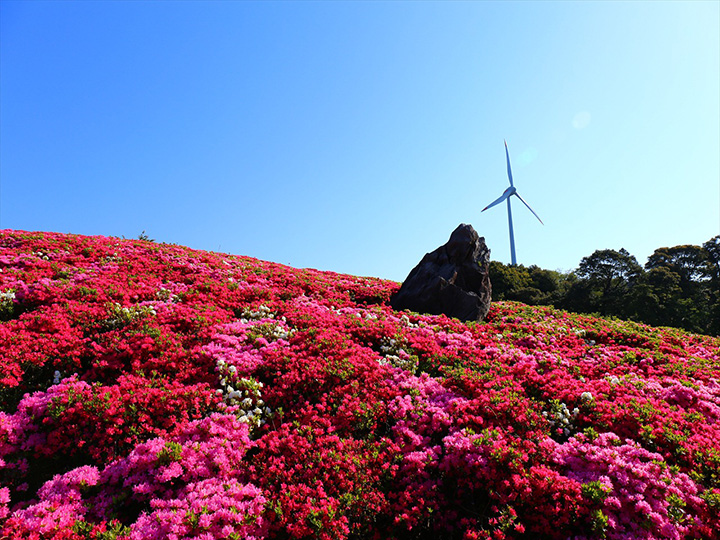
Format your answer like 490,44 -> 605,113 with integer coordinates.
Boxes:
1,1 -> 718,281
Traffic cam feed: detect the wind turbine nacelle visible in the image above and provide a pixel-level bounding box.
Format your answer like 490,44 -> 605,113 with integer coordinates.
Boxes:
503,186 -> 517,197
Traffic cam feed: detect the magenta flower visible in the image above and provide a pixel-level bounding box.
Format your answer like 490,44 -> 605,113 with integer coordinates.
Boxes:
1,230 -> 718,539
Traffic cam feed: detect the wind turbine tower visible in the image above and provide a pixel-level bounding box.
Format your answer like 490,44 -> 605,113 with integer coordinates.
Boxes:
481,140 -> 543,265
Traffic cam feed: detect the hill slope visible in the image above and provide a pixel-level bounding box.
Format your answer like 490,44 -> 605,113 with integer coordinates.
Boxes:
1,230 -> 719,540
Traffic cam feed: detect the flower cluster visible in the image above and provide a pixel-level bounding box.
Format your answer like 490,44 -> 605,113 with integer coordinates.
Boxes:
3,413 -> 268,539
377,335 -> 418,372
0,289 -> 18,324
543,400 -> 580,438
104,302 -> 158,329
217,371 -> 271,428
550,432 -> 709,539
1,229 -> 719,539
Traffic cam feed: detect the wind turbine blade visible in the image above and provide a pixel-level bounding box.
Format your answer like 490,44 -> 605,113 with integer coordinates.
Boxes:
504,140 -> 514,187
513,192 -> 544,225
482,191 -> 511,212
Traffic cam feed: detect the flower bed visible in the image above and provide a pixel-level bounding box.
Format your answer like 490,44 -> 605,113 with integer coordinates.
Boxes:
1,229 -> 719,539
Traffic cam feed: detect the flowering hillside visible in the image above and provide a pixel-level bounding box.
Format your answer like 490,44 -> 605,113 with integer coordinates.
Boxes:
1,230 -> 719,540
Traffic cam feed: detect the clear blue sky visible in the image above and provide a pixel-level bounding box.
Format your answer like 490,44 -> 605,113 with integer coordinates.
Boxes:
1,1 -> 718,281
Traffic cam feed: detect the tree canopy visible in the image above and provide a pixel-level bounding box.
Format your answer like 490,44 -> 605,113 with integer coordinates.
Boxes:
490,235 -> 720,336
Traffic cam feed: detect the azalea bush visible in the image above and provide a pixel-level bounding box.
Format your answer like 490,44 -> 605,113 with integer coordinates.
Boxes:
1,229 -> 719,539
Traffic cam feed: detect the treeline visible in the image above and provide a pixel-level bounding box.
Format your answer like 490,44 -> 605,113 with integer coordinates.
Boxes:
489,235 -> 720,336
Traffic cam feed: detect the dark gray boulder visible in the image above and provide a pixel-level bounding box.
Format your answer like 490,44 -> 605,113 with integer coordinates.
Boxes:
390,224 -> 492,322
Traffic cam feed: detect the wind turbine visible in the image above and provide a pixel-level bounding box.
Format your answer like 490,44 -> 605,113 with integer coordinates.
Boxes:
481,140 -> 543,265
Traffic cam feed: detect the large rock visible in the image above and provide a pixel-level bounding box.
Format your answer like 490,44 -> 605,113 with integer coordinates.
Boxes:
391,224 -> 492,322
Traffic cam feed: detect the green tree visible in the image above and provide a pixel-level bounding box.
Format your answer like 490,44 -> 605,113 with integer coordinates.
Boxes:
703,236 -> 720,279
488,262 -> 573,306
486,237 -> 720,336
702,236 -> 720,335
646,245 -> 711,289
488,261 -> 531,301
567,248 -> 643,317
644,243 -> 714,334
631,266 -> 684,328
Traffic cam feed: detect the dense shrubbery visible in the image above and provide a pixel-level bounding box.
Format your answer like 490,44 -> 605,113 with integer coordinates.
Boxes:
490,236 -> 720,336
1,230 -> 719,539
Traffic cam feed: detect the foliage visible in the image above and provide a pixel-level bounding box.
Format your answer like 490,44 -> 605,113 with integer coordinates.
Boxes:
491,236 -> 720,336
489,262 -> 574,306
